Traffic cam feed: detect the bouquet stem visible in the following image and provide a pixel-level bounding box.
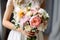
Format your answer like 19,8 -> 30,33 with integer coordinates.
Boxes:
27,36 -> 36,40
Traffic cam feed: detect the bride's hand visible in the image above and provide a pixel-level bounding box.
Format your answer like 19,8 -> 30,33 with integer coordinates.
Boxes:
16,28 -> 35,37
22,30 -> 35,37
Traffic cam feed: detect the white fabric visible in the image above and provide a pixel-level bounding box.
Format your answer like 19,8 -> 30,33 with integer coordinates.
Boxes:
7,0 -> 44,40
7,30 -> 44,40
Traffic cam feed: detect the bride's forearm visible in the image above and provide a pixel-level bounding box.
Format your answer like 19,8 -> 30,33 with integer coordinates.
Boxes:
2,20 -> 23,33
3,20 -> 15,30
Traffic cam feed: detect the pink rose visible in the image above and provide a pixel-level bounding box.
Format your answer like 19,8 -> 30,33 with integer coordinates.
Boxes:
30,8 -> 37,15
29,16 -> 41,28
20,16 -> 30,26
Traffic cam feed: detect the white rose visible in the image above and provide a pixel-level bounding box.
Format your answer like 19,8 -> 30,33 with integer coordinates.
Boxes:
24,25 -> 32,32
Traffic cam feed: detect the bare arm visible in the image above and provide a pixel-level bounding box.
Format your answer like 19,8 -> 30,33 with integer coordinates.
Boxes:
2,0 -> 23,32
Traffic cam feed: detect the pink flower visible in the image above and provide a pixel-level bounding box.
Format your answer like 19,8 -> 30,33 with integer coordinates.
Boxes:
30,8 -> 37,15
20,16 -> 30,26
29,16 -> 41,28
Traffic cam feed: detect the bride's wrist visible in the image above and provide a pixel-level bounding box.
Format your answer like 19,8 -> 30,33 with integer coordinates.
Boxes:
12,25 -> 20,31
12,25 -> 24,33
16,27 -> 24,33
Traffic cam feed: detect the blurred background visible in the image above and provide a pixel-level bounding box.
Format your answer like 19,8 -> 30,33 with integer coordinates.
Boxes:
0,0 -> 60,40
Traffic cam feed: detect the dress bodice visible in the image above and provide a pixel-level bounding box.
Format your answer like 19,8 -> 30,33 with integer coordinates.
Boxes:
6,0 -> 43,12
13,0 -> 40,8
13,0 -> 43,12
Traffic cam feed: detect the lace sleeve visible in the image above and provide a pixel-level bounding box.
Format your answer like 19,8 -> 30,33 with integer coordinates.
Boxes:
6,0 -> 13,8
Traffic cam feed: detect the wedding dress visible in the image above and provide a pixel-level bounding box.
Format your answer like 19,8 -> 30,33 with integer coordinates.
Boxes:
7,0 -> 44,40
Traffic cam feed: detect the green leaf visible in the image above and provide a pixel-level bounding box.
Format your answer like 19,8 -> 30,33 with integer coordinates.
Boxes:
28,3 -> 32,7
15,24 -> 20,29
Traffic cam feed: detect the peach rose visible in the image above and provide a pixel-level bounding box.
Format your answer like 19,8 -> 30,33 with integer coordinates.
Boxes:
29,16 -> 41,28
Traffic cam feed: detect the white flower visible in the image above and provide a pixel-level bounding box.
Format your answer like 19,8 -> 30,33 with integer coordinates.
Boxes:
38,23 -> 48,32
24,25 -> 32,31
46,13 -> 49,18
38,8 -> 49,19
38,8 -> 46,14
14,6 -> 21,12
26,11 -> 32,17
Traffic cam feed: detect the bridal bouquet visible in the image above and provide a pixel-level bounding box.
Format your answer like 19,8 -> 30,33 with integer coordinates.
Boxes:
12,6 -> 49,40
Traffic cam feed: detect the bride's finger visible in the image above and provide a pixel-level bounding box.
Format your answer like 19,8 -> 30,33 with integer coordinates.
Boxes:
29,32 -> 35,35
25,31 -> 35,37
26,31 -> 33,36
